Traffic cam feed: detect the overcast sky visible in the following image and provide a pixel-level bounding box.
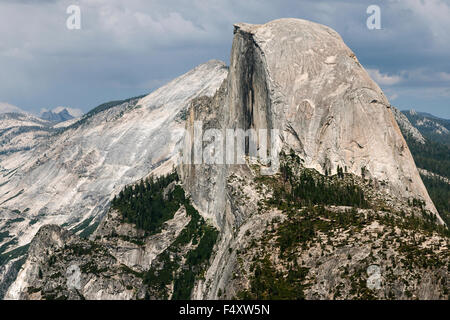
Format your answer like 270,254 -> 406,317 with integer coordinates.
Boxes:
0,0 -> 449,118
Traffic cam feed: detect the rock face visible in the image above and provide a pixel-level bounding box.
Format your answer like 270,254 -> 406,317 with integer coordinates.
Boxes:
0,60 -> 227,248
0,60 -> 228,296
0,112 -> 53,154
235,19 -> 439,218
2,19 -> 448,300
5,223 -> 144,300
93,207 -> 191,272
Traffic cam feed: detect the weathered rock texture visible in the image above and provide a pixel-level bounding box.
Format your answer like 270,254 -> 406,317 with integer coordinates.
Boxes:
236,19 -> 438,217
5,204 -> 191,300
2,18 -> 448,300
184,18 -> 442,226
0,61 -> 227,296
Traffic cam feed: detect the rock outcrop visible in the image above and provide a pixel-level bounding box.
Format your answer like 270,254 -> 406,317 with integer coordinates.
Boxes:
240,19 -> 438,217
0,60 -> 227,249
2,19 -> 448,300
402,109 -> 450,146
0,60 -> 228,297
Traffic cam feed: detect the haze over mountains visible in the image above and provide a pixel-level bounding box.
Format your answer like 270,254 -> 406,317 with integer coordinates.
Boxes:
0,19 -> 448,300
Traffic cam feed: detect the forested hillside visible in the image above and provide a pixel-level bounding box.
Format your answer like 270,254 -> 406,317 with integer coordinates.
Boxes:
403,133 -> 450,226
402,110 -> 450,147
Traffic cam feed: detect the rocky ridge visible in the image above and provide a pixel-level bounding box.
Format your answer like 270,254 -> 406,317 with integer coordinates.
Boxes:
2,19 -> 448,300
392,107 -> 426,144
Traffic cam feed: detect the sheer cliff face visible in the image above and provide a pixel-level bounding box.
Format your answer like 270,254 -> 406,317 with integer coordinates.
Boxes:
3,19 -> 447,301
0,60 -> 227,248
225,19 -> 439,220
0,60 -> 228,297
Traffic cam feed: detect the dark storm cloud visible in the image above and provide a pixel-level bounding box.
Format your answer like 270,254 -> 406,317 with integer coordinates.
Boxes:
0,0 -> 449,117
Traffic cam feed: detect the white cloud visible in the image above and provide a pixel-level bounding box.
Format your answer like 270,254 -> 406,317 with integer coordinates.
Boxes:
403,0 -> 450,49
367,69 -> 402,85
393,69 -> 450,84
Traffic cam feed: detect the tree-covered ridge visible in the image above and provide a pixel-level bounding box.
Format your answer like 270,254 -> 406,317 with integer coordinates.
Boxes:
237,254 -> 308,300
401,133 -> 450,226
235,151 -> 449,299
258,149 -> 445,233
235,149 -> 449,300
111,171 -> 183,235
260,150 -> 368,209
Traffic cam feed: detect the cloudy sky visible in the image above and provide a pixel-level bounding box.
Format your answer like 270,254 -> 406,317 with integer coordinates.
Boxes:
0,0 -> 449,118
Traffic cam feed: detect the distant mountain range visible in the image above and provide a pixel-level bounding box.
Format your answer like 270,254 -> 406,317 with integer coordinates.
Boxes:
0,103 -> 83,124
401,110 -> 450,146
